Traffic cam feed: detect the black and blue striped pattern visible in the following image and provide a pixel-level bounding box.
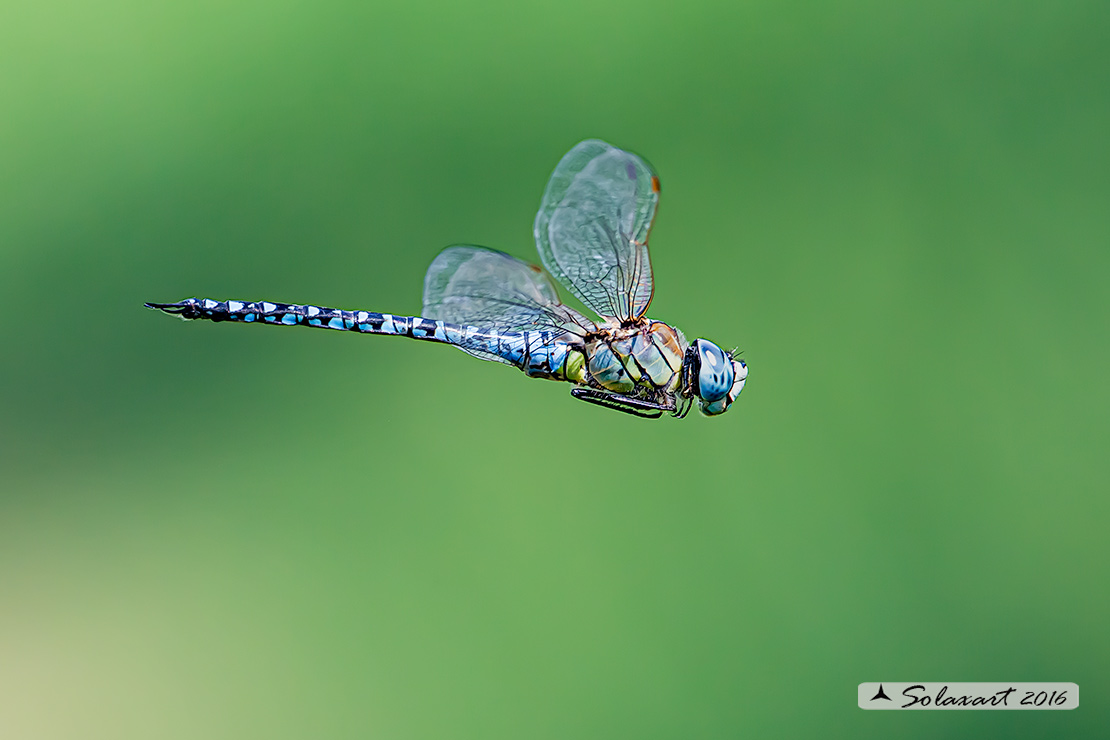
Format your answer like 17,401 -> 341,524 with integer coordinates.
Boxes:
145,297 -> 571,379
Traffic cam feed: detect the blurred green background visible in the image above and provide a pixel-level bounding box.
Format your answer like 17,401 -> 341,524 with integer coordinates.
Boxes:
2,0 -> 1107,737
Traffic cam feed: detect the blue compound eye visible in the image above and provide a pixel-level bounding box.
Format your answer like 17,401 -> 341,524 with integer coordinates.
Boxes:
695,339 -> 734,403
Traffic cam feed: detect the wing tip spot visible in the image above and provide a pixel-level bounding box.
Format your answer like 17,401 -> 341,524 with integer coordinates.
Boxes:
651,175 -> 661,194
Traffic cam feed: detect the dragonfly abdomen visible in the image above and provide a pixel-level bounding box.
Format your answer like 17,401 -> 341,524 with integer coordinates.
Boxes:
145,297 -> 588,384
145,298 -> 453,340
475,330 -> 581,380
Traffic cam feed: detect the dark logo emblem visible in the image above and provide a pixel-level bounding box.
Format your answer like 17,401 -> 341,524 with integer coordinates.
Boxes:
871,684 -> 892,701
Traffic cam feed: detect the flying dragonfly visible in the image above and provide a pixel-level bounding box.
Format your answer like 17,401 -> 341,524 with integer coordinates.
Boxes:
148,140 -> 747,418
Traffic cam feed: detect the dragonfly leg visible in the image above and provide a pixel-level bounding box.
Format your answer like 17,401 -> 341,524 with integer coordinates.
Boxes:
570,388 -> 674,419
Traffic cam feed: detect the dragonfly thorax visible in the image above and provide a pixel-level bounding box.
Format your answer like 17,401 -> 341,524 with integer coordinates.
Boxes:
584,320 -> 686,395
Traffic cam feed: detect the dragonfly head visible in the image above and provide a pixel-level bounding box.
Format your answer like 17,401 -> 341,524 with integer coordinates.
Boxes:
683,339 -> 748,416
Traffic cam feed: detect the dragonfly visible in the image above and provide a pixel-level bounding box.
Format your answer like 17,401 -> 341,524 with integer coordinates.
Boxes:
148,140 -> 747,418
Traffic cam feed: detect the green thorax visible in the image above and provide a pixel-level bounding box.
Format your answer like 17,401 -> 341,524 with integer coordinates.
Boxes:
582,320 -> 687,394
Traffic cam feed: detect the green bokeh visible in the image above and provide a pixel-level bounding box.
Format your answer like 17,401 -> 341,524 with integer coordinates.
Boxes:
2,0 -> 1107,737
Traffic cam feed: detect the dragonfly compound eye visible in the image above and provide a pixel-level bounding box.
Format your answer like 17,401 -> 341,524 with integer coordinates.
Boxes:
694,339 -> 735,404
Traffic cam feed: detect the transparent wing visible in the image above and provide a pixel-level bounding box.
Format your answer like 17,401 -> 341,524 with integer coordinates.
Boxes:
423,246 -> 594,363
533,140 -> 660,321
